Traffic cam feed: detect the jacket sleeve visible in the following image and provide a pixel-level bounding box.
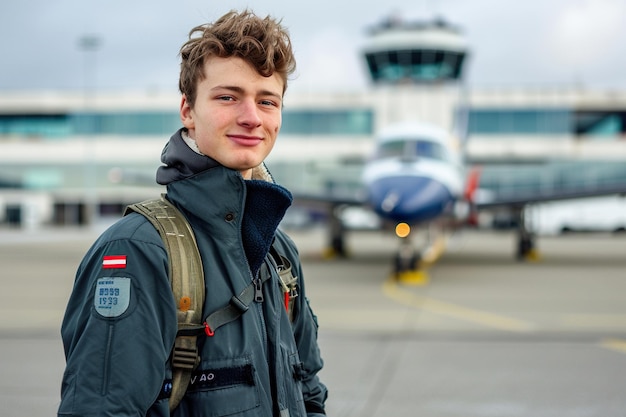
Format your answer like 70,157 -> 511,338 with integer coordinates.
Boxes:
58,218 -> 178,417
277,233 -> 329,416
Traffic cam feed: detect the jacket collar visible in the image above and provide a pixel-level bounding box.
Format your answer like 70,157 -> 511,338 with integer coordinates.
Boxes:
156,128 -> 293,276
156,129 -> 220,185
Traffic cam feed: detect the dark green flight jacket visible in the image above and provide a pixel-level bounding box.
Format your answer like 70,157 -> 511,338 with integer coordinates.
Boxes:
59,130 -> 328,416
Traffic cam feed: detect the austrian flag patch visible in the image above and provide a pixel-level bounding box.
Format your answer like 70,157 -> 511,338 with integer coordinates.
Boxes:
102,255 -> 127,269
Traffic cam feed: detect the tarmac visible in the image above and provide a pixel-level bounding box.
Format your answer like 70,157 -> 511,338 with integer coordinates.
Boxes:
2,225 -> 626,416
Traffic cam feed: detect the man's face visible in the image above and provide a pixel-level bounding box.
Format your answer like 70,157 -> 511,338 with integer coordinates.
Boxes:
180,56 -> 284,179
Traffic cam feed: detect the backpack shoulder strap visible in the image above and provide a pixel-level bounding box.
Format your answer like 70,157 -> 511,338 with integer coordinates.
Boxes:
201,242 -> 299,336
124,194 -> 204,412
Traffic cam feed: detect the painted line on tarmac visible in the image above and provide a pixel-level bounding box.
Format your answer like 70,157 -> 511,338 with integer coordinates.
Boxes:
382,279 -> 535,333
600,338 -> 626,354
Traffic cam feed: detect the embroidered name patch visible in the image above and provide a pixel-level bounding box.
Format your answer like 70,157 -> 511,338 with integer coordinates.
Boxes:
94,277 -> 131,317
186,365 -> 255,392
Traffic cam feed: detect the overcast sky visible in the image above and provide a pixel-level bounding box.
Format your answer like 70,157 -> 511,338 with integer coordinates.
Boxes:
1,0 -> 625,94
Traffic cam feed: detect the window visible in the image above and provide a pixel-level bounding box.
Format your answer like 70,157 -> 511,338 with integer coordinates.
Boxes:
574,111 -> 625,137
70,112 -> 181,135
0,114 -> 70,138
280,109 -> 373,136
468,109 -> 571,135
376,139 -> 448,161
365,49 -> 466,83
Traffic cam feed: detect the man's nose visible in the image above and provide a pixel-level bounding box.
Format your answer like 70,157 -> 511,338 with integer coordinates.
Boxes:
238,99 -> 262,127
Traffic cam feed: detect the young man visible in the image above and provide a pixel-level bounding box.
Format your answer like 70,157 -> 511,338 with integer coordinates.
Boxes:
58,10 -> 328,417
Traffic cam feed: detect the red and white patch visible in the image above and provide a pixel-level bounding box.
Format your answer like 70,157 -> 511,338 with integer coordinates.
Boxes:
102,255 -> 127,269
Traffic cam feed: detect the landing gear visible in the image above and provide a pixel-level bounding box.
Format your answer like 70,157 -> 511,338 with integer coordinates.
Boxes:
391,225 -> 429,285
394,239 -> 420,276
323,205 -> 348,258
517,231 -> 535,259
515,208 -> 541,261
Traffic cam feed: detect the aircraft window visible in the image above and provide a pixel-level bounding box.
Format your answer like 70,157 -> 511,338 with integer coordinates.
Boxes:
413,140 -> 448,160
376,140 -> 406,159
376,139 -> 448,161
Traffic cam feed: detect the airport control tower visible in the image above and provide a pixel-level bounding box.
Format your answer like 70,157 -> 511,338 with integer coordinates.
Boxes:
361,16 -> 469,133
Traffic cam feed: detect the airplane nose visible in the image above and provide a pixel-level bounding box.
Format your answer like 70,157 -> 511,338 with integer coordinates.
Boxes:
368,175 -> 454,223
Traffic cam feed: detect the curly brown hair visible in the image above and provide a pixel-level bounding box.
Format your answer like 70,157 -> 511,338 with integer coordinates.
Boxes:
179,10 -> 296,107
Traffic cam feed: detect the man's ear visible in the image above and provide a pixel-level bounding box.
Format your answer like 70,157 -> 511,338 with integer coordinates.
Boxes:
180,94 -> 194,129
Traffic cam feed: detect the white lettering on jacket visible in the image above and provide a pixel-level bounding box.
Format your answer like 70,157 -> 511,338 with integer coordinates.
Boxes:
190,372 -> 215,385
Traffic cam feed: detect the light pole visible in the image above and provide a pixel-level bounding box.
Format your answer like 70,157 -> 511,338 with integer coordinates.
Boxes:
78,35 -> 100,227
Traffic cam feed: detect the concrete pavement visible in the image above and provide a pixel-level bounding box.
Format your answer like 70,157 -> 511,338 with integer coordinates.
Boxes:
2,226 -> 626,416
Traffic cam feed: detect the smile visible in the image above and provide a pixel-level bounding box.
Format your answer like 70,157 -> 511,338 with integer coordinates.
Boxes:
228,135 -> 263,146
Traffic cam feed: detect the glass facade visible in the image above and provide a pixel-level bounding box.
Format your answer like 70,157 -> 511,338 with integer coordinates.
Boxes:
365,50 -> 466,83
0,113 -> 71,138
468,108 -> 626,136
0,109 -> 374,139
280,109 -> 373,135
468,109 -> 571,135
478,161 -> 626,198
71,112 -> 181,135
574,110 -> 626,136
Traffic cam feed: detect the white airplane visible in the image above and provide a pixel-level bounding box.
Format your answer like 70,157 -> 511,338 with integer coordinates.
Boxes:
360,122 -> 469,277
362,122 -> 466,227
294,118 -> 480,283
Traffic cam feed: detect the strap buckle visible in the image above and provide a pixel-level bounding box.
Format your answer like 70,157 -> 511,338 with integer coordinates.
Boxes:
172,336 -> 200,370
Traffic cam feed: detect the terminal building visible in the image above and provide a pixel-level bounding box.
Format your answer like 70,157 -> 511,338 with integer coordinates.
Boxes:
1,17 -> 626,229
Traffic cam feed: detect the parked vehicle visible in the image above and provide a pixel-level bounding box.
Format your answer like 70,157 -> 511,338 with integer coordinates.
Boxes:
525,195 -> 626,235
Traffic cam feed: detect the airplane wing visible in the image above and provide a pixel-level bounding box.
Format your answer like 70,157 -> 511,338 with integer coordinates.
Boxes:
290,171 -> 626,263
476,181 -> 626,209
469,178 -> 626,260
293,178 -> 626,220
292,189 -> 366,208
